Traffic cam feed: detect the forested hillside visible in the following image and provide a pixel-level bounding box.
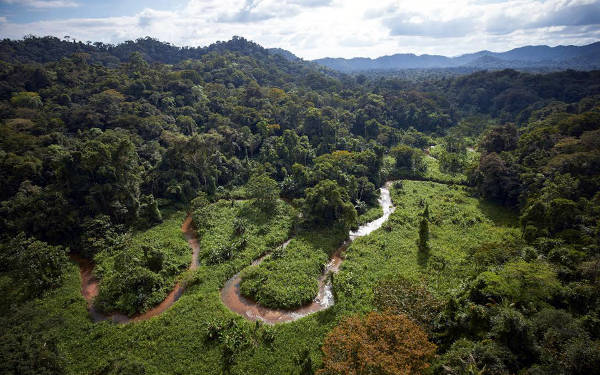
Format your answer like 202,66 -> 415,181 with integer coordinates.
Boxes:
1,36 -> 599,375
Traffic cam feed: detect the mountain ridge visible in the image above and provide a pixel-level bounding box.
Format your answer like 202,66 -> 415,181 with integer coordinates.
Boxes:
313,42 -> 600,72
1,35 -> 598,73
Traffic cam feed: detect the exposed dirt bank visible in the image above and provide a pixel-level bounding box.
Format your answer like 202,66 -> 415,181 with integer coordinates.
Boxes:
220,182 -> 395,324
72,214 -> 199,323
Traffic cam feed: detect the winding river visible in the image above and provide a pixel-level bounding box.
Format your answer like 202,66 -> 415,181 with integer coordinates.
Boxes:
72,215 -> 200,323
220,182 -> 395,324
74,183 -> 394,324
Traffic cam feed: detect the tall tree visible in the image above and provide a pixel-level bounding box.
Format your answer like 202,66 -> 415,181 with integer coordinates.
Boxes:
301,179 -> 357,230
247,173 -> 280,212
318,312 -> 437,375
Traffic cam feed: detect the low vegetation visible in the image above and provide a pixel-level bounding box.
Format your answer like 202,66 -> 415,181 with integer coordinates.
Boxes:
194,199 -> 295,269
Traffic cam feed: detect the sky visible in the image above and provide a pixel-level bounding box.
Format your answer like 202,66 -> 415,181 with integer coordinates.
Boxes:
0,0 -> 599,59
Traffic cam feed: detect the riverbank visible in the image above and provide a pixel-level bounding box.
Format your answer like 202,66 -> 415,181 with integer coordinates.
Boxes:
220,182 -> 395,323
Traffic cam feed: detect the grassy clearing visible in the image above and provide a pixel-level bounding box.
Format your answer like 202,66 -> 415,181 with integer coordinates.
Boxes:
239,229 -> 345,309
334,180 -> 519,313
1,181 -> 519,375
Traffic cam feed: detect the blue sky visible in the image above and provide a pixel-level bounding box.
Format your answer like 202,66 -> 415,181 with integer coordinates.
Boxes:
0,1 -> 188,23
1,0 -> 599,59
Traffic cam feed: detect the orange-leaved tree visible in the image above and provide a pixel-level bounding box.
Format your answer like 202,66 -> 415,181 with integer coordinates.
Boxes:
318,312 -> 437,375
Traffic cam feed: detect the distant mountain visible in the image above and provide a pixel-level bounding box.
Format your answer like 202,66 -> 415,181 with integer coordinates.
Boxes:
313,42 -> 600,72
315,54 -> 452,71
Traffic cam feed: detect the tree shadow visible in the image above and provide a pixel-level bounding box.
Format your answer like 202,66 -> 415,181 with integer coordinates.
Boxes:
417,247 -> 430,268
476,200 -> 519,228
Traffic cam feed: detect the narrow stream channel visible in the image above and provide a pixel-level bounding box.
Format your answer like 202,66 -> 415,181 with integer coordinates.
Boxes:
72,215 -> 200,323
220,182 -> 395,324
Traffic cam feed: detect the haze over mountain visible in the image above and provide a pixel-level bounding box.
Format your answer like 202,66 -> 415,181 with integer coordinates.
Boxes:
313,42 -> 600,72
3,35 -> 598,76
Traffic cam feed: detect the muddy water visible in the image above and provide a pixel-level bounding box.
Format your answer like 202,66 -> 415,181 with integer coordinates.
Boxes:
72,214 -> 200,323
220,182 -> 395,324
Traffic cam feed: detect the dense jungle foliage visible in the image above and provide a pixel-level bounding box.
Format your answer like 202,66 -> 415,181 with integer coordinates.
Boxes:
1,36 -> 599,375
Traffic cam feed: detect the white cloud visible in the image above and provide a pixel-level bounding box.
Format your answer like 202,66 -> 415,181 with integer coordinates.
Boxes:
0,0 -> 598,59
2,0 -> 79,8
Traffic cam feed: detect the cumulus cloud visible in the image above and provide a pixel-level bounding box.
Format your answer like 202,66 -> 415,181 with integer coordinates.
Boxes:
217,0 -> 298,23
215,0 -> 332,23
524,1 -> 600,28
384,15 -> 476,38
137,9 -> 177,29
0,0 -> 598,59
288,0 -> 331,6
482,0 -> 600,34
377,0 -> 600,38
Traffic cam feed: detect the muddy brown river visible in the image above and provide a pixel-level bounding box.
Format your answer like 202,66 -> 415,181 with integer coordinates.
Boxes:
72,215 -> 200,323
75,183 -> 394,324
220,182 -> 395,324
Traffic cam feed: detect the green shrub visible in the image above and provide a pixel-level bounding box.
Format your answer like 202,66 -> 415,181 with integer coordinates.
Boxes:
10,91 -> 42,109
433,338 -> 516,375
